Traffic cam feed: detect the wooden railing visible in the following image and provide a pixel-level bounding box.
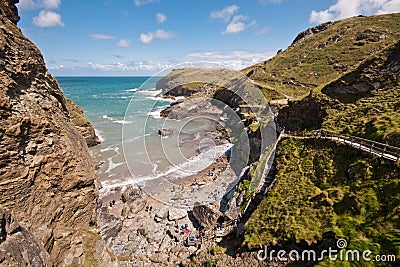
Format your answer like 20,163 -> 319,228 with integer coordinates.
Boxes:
240,131 -> 283,216
321,130 -> 400,162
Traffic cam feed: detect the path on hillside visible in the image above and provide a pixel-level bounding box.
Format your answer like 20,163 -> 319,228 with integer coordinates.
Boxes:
204,129 -> 399,241
288,130 -> 400,162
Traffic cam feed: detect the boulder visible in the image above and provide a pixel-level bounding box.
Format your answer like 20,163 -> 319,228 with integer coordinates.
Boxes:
121,185 -> 142,203
97,207 -> 122,240
155,206 -> 169,222
192,203 -> 222,229
0,210 -> 49,266
121,199 -> 147,219
137,227 -> 148,237
158,128 -> 173,137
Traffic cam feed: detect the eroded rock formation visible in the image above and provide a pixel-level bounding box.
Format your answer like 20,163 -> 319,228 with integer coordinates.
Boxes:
0,0 -> 106,265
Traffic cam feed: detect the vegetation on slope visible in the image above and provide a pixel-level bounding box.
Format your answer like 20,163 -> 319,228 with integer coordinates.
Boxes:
244,13 -> 400,101
245,138 -> 399,265
277,40 -> 400,145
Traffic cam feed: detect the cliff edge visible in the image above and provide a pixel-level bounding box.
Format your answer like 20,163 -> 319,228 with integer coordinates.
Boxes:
0,0 -> 109,265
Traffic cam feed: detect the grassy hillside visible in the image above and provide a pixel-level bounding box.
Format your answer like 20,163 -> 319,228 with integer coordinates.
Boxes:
245,137 -> 400,265
244,13 -> 400,101
277,40 -> 400,145
240,12 -> 400,267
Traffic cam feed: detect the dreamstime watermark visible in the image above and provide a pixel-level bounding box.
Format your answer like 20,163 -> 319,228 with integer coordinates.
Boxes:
257,239 -> 397,263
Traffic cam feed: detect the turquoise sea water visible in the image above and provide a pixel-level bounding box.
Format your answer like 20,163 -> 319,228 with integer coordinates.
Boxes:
57,76 -> 224,194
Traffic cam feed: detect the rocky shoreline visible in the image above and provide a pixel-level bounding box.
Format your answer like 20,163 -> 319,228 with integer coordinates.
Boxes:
98,148 -> 239,265
95,82 -> 254,265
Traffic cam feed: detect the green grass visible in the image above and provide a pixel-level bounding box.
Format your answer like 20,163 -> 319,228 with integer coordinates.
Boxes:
65,98 -> 90,127
244,138 -> 399,265
243,13 -> 400,101
322,85 -> 400,145
276,40 -> 400,145
80,229 -> 103,267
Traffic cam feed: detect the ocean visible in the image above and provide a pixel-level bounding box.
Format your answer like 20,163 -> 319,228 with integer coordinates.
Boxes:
57,76 -> 228,196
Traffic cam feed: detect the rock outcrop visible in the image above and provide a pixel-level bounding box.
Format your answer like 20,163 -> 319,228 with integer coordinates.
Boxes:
291,21 -> 334,46
65,98 -> 100,147
0,0 -> 103,264
192,203 -> 222,230
0,209 -> 49,266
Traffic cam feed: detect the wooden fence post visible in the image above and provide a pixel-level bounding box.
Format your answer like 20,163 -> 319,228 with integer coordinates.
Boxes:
381,146 -> 386,157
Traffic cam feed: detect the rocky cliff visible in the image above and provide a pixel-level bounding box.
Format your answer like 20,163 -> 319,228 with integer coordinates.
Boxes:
0,0 -> 107,265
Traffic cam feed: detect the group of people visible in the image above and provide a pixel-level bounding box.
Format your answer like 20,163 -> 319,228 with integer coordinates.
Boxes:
145,205 -> 153,212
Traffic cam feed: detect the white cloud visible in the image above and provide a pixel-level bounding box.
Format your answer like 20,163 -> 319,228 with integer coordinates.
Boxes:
87,61 -> 172,72
91,34 -> 115,40
255,26 -> 270,36
309,0 -> 400,24
223,15 -> 256,35
211,5 -> 255,35
41,0 -> 60,9
139,29 -> 177,44
376,0 -> 400,14
18,0 -> 36,10
140,33 -> 154,44
18,0 -> 61,10
259,0 -> 282,4
49,64 -> 64,70
33,10 -> 64,27
156,13 -> 167,23
154,29 -> 176,39
186,50 -> 274,70
210,5 -> 239,23
134,0 -> 157,6
117,39 -> 132,47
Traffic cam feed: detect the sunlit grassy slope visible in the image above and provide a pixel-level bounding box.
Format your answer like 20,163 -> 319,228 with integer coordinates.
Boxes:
245,138 -> 399,265
243,13 -> 400,101
243,13 -> 400,266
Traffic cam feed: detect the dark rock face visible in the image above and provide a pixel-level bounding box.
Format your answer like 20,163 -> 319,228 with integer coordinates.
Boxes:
192,204 -> 222,230
323,40 -> 400,102
0,0 -> 101,264
0,210 -> 49,266
277,93 -> 331,131
0,0 -> 19,24
291,21 -> 334,46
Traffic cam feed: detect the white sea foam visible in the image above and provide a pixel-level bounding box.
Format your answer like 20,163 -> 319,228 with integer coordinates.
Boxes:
125,134 -> 150,143
103,114 -> 112,120
146,96 -> 175,102
94,129 -> 105,142
102,114 -> 132,125
147,105 -> 169,119
105,157 -> 125,174
101,145 -> 120,153
100,146 -> 114,153
99,143 -> 232,194
137,88 -> 162,96
114,120 -> 133,125
123,88 -> 137,92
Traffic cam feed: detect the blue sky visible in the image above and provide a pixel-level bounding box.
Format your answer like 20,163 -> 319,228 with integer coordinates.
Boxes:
17,0 -> 400,76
